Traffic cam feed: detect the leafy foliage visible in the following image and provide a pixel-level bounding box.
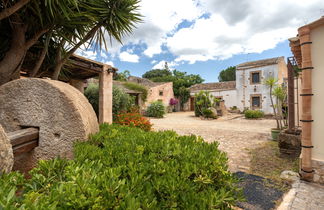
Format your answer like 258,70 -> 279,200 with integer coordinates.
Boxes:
142,69 -> 172,79
218,66 -> 236,82
123,82 -> 148,102
194,91 -> 219,118
115,112 -> 152,131
146,101 -> 166,118
244,110 -> 264,119
142,67 -> 204,109
85,84 -> 134,117
264,77 -> 286,129
0,0 -> 142,83
0,125 -> 242,209
113,70 -> 131,81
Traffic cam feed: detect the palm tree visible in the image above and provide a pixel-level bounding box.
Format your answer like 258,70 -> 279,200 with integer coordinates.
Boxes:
0,0 -> 141,85
264,77 -> 280,129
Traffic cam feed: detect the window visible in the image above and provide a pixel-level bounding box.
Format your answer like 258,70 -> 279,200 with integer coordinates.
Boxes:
251,95 -> 261,109
250,71 -> 261,84
159,91 -> 163,96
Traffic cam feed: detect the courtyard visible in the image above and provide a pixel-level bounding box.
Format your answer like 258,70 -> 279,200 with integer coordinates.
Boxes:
151,111 -> 276,172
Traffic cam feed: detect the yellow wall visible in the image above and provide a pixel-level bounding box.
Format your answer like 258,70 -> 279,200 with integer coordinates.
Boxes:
311,25 -> 324,160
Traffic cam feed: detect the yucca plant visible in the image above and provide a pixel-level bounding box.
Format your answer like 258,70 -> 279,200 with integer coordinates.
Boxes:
0,0 -> 142,85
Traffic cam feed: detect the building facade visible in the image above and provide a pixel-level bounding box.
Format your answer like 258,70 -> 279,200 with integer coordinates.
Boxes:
128,76 -> 174,108
289,17 -> 324,184
189,57 -> 288,115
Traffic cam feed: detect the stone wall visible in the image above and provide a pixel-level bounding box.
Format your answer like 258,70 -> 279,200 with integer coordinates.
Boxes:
146,82 -> 174,107
312,159 -> 324,184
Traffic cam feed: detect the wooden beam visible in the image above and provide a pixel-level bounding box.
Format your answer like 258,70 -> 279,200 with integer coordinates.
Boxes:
8,128 -> 39,147
7,128 -> 39,155
12,140 -> 38,155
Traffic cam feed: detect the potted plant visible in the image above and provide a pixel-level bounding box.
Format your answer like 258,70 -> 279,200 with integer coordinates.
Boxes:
265,78 -> 286,140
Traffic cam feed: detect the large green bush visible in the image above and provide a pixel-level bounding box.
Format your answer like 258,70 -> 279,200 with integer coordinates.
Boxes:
84,83 -> 134,117
244,110 -> 264,119
146,101 -> 166,118
194,91 -> 219,118
123,82 -> 148,102
0,125 -> 242,209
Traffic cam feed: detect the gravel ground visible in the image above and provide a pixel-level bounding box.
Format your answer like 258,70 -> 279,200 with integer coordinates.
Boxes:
150,112 -> 276,172
235,172 -> 285,210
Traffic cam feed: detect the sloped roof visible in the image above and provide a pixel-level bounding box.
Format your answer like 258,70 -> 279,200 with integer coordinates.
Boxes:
236,56 -> 284,70
127,76 -> 168,87
113,81 -> 142,94
190,81 -> 236,92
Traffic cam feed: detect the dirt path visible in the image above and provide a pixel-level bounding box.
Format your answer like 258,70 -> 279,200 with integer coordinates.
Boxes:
150,112 -> 276,172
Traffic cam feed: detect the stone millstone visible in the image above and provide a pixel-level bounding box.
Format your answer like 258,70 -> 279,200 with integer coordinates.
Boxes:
0,78 -> 99,172
0,125 -> 14,173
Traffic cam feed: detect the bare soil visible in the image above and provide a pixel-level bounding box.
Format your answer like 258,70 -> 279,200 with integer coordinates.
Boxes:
150,112 -> 276,172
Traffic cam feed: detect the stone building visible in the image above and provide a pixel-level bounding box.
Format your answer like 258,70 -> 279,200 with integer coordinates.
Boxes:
127,76 -> 174,108
288,16 -> 324,184
188,57 -> 288,114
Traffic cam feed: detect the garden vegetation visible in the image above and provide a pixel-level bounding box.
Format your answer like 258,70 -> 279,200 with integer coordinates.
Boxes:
244,110 -> 265,119
146,101 -> 166,118
0,124 -> 242,209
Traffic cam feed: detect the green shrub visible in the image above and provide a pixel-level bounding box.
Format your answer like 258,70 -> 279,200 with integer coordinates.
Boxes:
0,125 -> 242,209
85,84 -> 134,118
202,108 -> 217,119
84,83 -> 99,115
123,82 -> 148,102
146,101 -> 165,118
194,91 -> 219,118
244,110 -> 264,119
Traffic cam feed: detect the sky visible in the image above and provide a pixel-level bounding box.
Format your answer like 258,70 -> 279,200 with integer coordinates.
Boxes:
76,0 -> 324,83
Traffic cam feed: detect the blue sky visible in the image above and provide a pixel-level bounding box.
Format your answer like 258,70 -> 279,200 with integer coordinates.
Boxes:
76,0 -> 324,83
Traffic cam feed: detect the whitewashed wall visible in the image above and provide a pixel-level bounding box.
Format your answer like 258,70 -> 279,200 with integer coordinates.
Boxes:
190,89 -> 237,110
311,25 -> 324,161
209,89 -> 237,109
236,64 -> 280,114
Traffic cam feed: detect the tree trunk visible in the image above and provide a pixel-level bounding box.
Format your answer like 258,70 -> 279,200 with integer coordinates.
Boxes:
51,24 -> 101,80
0,23 -> 27,86
30,45 -> 47,77
269,86 -> 279,129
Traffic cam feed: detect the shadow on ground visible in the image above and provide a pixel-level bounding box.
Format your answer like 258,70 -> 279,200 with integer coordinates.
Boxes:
235,172 -> 285,210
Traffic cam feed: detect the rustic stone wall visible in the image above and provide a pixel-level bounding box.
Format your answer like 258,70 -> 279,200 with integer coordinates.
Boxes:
146,82 -> 174,107
312,159 -> 324,184
0,78 -> 99,172
278,131 -> 301,158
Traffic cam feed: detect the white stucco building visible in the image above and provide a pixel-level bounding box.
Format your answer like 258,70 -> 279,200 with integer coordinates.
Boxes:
189,57 -> 288,114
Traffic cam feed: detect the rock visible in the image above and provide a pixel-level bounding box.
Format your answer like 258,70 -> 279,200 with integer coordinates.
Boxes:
0,125 -> 14,173
278,130 -> 301,158
0,78 -> 99,173
280,170 -> 300,182
210,107 -> 218,118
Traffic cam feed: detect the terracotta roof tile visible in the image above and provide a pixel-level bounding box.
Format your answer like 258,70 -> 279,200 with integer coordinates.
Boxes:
190,81 -> 236,92
237,57 -> 284,70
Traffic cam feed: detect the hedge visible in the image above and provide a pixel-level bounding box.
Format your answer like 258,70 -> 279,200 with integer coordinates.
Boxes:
0,124 -> 242,209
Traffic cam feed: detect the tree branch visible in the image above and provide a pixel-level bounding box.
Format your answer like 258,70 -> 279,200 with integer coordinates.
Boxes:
0,0 -> 31,20
30,45 -> 47,77
61,24 -> 101,63
25,28 -> 50,49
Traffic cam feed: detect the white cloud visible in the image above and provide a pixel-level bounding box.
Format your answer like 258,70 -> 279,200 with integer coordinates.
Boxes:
152,60 -> 178,69
97,0 -> 323,64
104,61 -> 114,66
119,51 -> 140,63
151,60 -> 158,64
166,0 -> 324,63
